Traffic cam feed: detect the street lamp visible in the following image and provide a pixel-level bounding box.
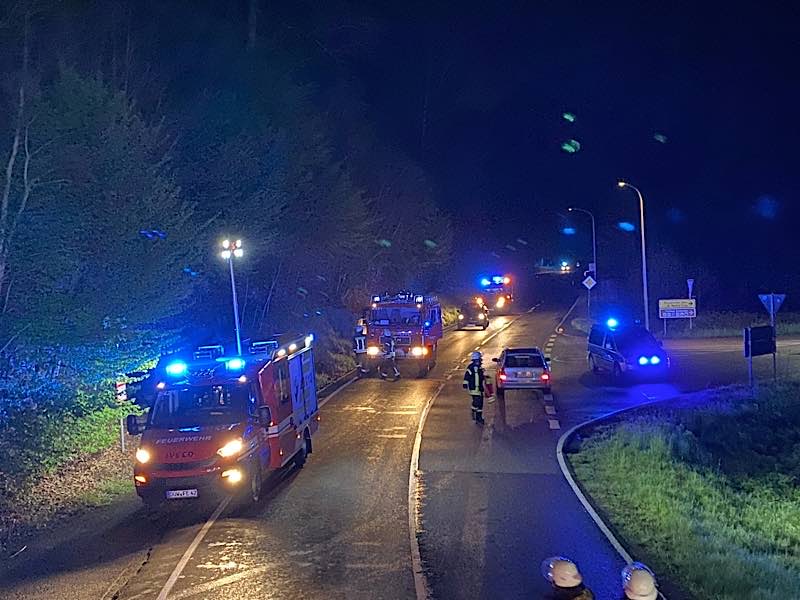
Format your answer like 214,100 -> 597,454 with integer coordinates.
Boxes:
220,239 -> 244,355
617,181 -> 650,330
567,207 -> 597,280
568,207 -> 597,317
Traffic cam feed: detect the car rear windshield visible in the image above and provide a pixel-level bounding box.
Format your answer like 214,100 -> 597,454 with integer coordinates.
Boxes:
505,354 -> 545,368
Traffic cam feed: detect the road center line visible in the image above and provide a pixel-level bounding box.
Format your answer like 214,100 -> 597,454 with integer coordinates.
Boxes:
156,496 -> 231,600
408,382 -> 444,600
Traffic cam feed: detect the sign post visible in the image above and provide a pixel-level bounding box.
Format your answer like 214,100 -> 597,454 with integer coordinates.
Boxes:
582,275 -> 596,318
658,298 -> 697,337
744,325 -> 777,388
758,293 -> 786,381
687,279 -> 695,330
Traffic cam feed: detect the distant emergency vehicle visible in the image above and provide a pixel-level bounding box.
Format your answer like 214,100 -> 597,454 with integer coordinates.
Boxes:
126,334 -> 318,506
359,292 -> 443,377
479,275 -> 515,314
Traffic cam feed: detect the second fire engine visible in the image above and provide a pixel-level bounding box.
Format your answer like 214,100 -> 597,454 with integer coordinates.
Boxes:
358,292 -> 443,378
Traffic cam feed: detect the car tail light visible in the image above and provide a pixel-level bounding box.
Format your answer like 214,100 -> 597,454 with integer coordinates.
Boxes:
541,373 -> 550,381
498,369 -> 507,381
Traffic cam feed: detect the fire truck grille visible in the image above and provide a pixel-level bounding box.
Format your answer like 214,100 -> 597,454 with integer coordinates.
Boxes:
152,458 -> 217,472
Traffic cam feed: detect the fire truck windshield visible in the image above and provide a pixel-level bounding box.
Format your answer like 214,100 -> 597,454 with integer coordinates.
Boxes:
151,385 -> 250,428
370,307 -> 421,326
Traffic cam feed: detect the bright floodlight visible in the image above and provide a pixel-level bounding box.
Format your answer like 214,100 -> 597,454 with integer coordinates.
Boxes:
233,248 -> 243,258
617,180 -> 626,188
222,239 -> 231,249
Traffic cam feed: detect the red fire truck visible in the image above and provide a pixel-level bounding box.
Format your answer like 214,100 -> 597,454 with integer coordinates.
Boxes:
359,292 -> 443,378
479,274 -> 515,315
126,334 -> 318,506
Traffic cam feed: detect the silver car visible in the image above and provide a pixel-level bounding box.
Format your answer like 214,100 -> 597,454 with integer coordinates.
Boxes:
492,347 -> 551,396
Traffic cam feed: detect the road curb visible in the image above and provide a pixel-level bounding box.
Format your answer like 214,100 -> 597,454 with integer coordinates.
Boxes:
556,396 -> 672,599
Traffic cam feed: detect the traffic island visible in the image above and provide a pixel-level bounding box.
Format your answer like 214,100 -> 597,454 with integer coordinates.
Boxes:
566,382 -> 800,600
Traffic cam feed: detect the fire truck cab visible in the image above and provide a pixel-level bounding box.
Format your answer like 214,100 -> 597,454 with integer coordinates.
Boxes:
360,292 -> 443,378
479,275 -> 515,315
126,334 -> 318,507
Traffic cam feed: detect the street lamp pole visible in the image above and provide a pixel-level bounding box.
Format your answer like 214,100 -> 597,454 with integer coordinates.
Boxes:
568,207 -> 597,317
617,181 -> 650,330
221,239 -> 244,355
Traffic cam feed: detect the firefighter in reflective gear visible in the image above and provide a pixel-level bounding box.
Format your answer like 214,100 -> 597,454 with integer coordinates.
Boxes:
353,319 -> 368,372
620,563 -> 658,600
462,351 -> 488,424
541,556 -> 595,600
379,329 -> 400,378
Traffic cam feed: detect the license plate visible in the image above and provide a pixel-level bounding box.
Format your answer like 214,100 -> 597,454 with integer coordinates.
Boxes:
520,371 -> 532,378
166,489 -> 198,499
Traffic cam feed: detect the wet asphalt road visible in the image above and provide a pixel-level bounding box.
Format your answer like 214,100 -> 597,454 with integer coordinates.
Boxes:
2,306 -> 797,600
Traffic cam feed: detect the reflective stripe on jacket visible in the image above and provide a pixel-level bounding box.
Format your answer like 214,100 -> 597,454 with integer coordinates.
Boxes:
462,362 -> 486,395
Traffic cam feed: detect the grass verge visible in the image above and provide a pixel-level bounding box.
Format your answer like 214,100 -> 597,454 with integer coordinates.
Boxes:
569,382 -> 800,600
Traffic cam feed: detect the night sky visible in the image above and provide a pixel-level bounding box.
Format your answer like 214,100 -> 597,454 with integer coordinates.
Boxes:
296,1 -> 798,307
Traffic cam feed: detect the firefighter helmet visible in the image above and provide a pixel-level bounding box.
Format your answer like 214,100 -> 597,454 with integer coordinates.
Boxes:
471,351 -> 482,361
541,556 -> 583,588
622,563 -> 657,600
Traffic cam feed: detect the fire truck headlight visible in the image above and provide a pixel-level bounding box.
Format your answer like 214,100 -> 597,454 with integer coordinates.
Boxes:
458,314 -> 464,320
135,448 -> 151,464
366,346 -> 381,356
478,313 -> 485,320
222,468 -> 243,484
411,346 -> 428,357
496,296 -> 506,308
217,438 -> 243,458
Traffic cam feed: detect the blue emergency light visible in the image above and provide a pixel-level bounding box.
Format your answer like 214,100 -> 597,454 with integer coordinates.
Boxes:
372,295 -> 381,303
606,318 -> 619,329
414,295 -> 424,304
226,357 -> 246,370
480,278 -> 491,287
165,361 -> 188,376
492,276 -> 504,284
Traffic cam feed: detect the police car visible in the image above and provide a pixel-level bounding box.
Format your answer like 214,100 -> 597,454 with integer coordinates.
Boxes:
587,319 -> 670,379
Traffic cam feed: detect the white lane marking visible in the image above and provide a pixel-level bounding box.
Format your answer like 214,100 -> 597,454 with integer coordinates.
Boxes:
545,405 -> 557,415
378,434 -> 408,438
385,410 -> 418,415
156,496 -> 231,600
548,418 -> 561,430
555,393 -> 672,600
409,382 -> 444,600
318,376 -> 357,408
554,296 -> 581,333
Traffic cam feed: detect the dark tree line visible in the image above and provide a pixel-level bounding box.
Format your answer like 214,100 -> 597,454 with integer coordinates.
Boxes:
0,1 -> 453,483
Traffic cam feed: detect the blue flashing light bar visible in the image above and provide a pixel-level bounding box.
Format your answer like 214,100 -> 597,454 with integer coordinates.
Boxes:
650,355 -> 661,365
638,356 -> 649,366
165,361 -> 188,376
480,278 -> 491,287
226,357 -> 246,370
606,318 -> 619,329
372,295 -> 381,303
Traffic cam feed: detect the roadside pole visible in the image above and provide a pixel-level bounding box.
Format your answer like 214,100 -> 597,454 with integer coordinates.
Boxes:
745,329 -> 754,389
758,293 -> 786,382
770,294 -> 777,381
687,279 -> 694,331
